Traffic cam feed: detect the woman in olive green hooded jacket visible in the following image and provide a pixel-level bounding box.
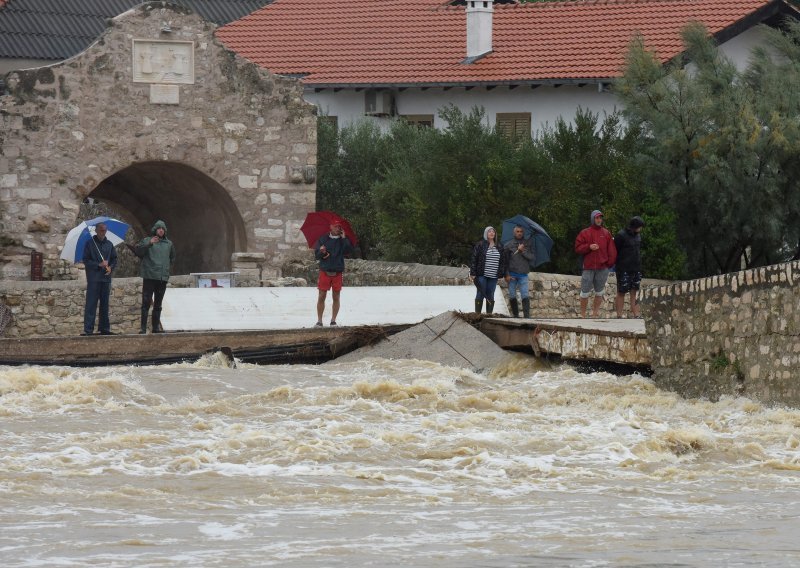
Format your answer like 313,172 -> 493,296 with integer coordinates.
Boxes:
135,220 -> 176,334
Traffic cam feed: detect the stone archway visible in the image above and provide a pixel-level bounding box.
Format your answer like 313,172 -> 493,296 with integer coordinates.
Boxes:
0,4 -> 316,281
90,161 -> 246,275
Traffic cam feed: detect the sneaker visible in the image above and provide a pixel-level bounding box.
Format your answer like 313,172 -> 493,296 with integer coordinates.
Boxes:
80,332 -> 92,336
330,321 -> 337,326
315,321 -> 323,327
99,331 -> 115,335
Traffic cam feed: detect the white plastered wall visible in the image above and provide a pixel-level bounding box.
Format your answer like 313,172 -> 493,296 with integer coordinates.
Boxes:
307,85 -> 619,137
718,25 -> 770,71
306,25 -> 771,136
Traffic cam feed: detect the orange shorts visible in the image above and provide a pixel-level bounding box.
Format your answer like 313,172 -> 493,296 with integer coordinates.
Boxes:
318,270 -> 343,292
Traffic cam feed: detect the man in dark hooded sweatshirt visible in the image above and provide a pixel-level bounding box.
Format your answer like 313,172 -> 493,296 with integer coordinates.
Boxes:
135,220 -> 176,334
614,216 -> 645,318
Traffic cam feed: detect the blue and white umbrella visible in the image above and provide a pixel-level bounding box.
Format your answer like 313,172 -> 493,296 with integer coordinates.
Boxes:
60,216 -> 130,264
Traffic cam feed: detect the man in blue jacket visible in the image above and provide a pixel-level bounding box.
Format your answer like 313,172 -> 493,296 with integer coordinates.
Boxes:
81,222 -> 118,335
314,221 -> 354,326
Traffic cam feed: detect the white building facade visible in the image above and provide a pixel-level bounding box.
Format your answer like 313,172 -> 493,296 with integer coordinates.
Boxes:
305,25 -> 770,135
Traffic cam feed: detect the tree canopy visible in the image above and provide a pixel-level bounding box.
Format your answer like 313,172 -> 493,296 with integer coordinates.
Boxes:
317,106 -> 684,279
615,22 -> 800,275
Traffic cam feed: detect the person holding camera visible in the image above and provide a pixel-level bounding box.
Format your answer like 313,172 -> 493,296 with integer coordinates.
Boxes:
135,220 -> 176,334
314,221 -> 354,326
503,225 -> 535,318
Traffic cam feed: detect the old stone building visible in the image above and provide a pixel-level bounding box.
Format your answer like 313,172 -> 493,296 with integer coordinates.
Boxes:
0,2 -> 317,280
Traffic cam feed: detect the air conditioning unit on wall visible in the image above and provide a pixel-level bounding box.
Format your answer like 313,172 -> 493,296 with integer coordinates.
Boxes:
364,90 -> 395,116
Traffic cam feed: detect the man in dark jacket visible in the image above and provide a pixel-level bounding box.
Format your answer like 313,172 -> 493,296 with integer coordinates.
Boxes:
81,222 -> 118,335
614,216 -> 645,318
135,220 -> 176,334
314,221 -> 354,326
574,210 -> 617,318
503,225 -> 534,317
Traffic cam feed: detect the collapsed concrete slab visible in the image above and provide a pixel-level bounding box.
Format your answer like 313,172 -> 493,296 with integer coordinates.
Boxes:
332,311 -> 521,374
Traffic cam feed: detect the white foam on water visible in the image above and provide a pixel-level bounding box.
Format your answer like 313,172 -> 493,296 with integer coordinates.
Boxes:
197,521 -> 250,541
3,360 -> 800,566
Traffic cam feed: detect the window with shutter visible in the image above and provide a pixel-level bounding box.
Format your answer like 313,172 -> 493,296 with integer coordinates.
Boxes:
318,115 -> 338,133
496,112 -> 531,142
400,114 -> 435,128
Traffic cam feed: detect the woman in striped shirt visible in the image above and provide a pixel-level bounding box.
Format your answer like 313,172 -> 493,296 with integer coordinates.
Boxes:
469,226 -> 506,314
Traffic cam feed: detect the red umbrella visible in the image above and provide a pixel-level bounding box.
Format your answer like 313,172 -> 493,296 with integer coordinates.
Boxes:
299,210 -> 358,249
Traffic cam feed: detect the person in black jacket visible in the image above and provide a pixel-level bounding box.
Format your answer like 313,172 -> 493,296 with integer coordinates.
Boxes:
81,223 -> 118,335
469,226 -> 506,314
314,221 -> 354,326
614,216 -> 645,318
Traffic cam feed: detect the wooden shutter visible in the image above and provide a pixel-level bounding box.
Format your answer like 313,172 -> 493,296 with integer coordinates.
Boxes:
401,114 -> 435,127
496,112 -> 531,141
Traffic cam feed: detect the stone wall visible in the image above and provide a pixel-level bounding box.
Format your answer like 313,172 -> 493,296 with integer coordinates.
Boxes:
1,257 -> 671,338
0,271 -> 305,338
640,261 -> 800,405
283,258 -> 669,318
0,3 -> 316,281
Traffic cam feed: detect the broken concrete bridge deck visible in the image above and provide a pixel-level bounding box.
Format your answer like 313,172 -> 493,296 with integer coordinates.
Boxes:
479,317 -> 651,366
0,314 -> 651,370
0,326 -> 410,367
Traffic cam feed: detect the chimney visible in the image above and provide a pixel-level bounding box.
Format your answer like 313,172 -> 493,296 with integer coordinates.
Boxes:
466,0 -> 493,60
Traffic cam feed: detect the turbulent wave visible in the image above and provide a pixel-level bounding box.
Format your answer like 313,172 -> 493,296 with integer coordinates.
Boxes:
1,360 -> 799,566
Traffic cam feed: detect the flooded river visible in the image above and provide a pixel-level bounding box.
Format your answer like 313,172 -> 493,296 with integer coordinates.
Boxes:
1,355 -> 799,566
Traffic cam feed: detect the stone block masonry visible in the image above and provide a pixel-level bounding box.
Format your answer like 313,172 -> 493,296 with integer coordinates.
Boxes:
0,3 -> 317,281
0,272 -> 306,338
2,257 -> 669,338
641,261 -> 800,406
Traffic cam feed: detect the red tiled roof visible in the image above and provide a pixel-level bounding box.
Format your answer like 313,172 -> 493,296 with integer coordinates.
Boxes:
216,0 -> 792,86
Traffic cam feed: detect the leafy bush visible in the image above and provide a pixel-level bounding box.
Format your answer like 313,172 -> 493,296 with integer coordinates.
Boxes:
317,106 -> 685,279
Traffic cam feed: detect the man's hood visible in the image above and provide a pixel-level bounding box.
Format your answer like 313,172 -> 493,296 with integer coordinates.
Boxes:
628,216 -> 645,229
151,220 -> 168,236
590,210 -> 603,225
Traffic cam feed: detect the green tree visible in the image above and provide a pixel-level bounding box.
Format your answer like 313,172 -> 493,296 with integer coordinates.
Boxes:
616,22 -> 800,276
316,106 -> 684,279
744,20 -> 800,262
515,108 -> 685,278
375,105 -> 522,264
316,117 -> 388,258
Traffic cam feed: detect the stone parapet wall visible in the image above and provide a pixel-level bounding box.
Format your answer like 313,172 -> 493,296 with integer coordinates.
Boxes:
641,261 -> 800,405
1,257 -> 672,338
0,274 -> 305,337
282,258 -> 670,318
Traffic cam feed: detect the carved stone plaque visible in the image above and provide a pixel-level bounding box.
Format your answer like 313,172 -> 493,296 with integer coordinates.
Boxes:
149,84 -> 180,104
133,39 -> 194,84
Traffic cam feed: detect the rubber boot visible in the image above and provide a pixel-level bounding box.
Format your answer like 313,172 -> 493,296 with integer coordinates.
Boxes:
139,306 -> 149,334
486,300 -> 495,314
522,298 -> 531,318
509,298 -> 519,317
474,299 -> 483,314
152,308 -> 163,334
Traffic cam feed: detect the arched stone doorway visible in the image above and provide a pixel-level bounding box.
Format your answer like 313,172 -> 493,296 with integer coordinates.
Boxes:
0,5 -> 316,281
90,161 -> 247,276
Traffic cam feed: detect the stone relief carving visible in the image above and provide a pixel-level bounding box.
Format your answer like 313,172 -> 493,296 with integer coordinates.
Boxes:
133,39 -> 194,84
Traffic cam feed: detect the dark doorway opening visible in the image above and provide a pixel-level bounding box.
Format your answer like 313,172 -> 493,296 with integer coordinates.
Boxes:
87,161 -> 246,276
